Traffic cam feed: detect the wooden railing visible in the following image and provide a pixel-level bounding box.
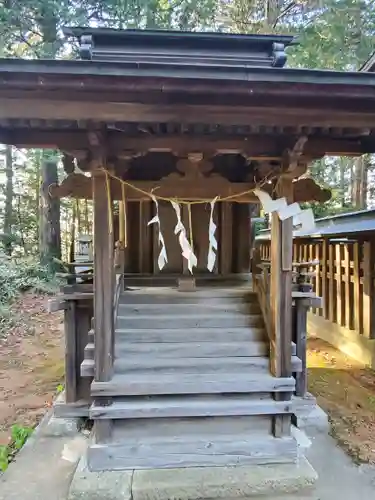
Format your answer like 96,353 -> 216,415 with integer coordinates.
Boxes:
48,283 -> 93,410
253,241 -> 322,398
291,237 -> 375,340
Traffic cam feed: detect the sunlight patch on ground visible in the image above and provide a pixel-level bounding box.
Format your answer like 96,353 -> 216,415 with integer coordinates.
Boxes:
307,337 -> 375,464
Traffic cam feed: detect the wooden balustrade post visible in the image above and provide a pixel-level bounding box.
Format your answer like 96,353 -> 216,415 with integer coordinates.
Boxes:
363,240 -> 375,339
294,299 -> 308,397
64,300 -> 77,403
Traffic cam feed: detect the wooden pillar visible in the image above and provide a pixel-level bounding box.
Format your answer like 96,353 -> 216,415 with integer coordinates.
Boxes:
270,177 -> 293,437
93,171 -> 114,382
93,170 -> 114,443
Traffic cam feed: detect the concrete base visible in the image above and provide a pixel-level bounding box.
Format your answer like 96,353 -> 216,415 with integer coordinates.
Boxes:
68,454 -> 318,500
292,395 -> 330,436
40,413 -> 81,438
132,457 -> 318,500
68,456 -> 132,500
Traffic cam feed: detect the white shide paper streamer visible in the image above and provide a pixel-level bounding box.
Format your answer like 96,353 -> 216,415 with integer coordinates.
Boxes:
207,196 -> 218,272
171,201 -> 197,274
148,195 -> 168,270
253,188 -> 315,233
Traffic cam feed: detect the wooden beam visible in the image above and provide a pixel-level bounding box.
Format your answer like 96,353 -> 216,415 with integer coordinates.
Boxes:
1,98 -> 375,129
50,172 -> 332,204
0,129 -> 367,157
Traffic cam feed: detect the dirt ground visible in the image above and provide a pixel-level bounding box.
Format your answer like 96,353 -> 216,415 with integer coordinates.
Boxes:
1,292 -> 375,465
0,292 -> 64,445
308,337 -> 375,464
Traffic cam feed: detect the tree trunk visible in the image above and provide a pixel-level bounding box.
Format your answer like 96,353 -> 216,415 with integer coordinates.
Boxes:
360,155 -> 369,209
40,160 -> 61,266
339,157 -> 346,208
3,145 -> 13,255
353,156 -> 368,209
353,157 -> 363,209
38,11 -> 61,265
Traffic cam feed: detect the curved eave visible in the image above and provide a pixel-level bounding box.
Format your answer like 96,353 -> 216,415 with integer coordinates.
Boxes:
0,58 -> 375,89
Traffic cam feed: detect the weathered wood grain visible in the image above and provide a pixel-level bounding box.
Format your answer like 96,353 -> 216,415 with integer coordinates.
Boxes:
93,171 -> 114,381
113,340 -> 268,357
89,395 -> 295,420
115,327 -> 266,343
112,354 -> 301,374
91,372 -> 296,396
64,301 -> 77,403
116,313 -> 263,329
87,435 -> 297,471
117,302 -> 260,315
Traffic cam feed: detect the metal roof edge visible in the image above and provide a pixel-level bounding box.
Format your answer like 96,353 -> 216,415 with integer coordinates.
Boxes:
62,26 -> 296,47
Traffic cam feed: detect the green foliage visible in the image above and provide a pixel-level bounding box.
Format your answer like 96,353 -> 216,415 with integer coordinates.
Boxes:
56,383 -> 64,394
0,424 -> 33,472
0,255 -> 56,305
0,444 -> 9,472
11,424 -> 33,450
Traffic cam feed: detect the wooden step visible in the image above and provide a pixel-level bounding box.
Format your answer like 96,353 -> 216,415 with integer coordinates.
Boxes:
82,355 -> 302,378
113,414 -> 271,440
90,394 -> 295,420
114,340 -> 268,358
81,358 -> 94,377
84,343 -> 95,360
117,314 -> 263,329
119,291 -> 257,305
114,354 -> 301,373
91,371 -> 296,396
85,341 -> 296,359
88,434 -> 297,471
115,327 -> 266,343
117,302 -> 260,316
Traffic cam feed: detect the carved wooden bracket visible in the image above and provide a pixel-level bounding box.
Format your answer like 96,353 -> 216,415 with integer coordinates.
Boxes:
281,136 -> 309,178
164,153 -> 221,182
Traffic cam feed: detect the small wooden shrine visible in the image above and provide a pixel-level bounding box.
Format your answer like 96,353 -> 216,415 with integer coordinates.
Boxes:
1,27 -> 375,474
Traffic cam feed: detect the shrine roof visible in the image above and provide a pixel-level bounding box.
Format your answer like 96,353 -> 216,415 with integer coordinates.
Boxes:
360,51 -> 375,73
257,208 -> 375,240
0,28 -> 375,154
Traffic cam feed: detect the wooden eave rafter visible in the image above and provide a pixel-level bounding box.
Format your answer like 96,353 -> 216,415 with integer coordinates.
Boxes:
0,129 -> 373,159
0,59 -> 374,156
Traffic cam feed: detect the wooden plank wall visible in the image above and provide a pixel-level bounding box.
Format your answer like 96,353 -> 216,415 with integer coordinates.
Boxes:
124,201 -> 250,275
258,236 -> 375,340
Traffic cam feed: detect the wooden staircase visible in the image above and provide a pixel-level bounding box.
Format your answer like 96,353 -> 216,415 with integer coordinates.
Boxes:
82,286 -> 301,472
